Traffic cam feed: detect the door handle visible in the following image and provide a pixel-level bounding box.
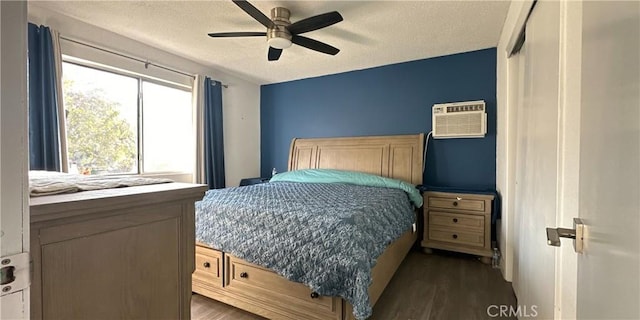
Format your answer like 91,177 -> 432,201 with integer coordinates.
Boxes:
546,218 -> 584,253
546,228 -> 575,245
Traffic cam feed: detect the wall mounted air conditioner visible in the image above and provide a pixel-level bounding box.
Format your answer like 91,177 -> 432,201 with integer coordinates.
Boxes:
432,100 -> 487,139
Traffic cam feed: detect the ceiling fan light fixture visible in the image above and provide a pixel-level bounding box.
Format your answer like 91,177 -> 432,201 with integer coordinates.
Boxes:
268,37 -> 292,49
208,1 -> 343,61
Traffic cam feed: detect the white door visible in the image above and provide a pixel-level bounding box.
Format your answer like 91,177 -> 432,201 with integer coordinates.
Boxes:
576,1 -> 639,318
0,1 -> 30,319
511,0 -> 639,318
512,0 -> 563,318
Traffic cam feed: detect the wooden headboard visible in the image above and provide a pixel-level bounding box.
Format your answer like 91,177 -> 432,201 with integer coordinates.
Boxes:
288,134 -> 425,185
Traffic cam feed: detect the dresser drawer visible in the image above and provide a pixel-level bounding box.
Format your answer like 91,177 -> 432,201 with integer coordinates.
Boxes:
193,246 -> 222,288
225,255 -> 341,318
428,196 -> 485,213
429,211 -> 484,231
428,227 -> 484,247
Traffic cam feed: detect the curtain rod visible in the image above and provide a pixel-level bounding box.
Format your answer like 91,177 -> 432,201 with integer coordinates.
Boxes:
59,36 -> 228,88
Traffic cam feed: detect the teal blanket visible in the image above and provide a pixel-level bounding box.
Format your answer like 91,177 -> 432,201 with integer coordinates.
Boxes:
270,169 -> 423,207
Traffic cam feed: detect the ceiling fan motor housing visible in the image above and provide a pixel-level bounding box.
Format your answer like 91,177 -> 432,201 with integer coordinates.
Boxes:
268,7 -> 292,48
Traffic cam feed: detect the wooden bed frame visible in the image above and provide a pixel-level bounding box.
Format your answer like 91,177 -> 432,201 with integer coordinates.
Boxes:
193,134 -> 425,320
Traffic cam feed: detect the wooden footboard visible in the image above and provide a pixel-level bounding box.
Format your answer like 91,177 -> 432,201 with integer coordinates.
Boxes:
193,226 -> 417,320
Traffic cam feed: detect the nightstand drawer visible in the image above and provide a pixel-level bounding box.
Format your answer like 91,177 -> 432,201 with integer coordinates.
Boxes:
428,227 -> 484,247
429,211 -> 484,231
428,196 -> 485,212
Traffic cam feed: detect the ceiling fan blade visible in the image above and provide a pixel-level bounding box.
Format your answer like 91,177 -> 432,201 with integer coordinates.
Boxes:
292,35 -> 340,55
232,0 -> 274,29
208,32 -> 266,37
287,11 -> 343,35
268,47 -> 283,61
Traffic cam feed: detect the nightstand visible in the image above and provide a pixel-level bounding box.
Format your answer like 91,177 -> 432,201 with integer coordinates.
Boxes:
421,191 -> 495,263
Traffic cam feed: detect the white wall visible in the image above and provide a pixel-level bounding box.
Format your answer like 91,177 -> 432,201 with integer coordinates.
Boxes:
28,6 -> 261,187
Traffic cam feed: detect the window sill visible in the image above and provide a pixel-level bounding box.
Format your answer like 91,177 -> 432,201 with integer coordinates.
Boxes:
139,172 -> 194,183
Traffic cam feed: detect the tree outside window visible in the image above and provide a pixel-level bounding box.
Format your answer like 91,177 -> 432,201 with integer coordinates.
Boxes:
63,79 -> 137,175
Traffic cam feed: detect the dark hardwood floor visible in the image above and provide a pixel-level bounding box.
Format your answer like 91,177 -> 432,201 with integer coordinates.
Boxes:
191,250 -> 517,320
191,294 -> 264,320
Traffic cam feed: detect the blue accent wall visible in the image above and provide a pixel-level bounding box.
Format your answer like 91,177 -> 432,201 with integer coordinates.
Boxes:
261,48 -> 496,189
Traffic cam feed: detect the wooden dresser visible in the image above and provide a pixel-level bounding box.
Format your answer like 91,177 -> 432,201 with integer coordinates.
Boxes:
29,183 -> 207,320
420,191 -> 494,263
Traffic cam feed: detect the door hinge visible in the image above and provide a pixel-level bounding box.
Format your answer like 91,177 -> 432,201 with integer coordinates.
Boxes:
0,252 -> 30,296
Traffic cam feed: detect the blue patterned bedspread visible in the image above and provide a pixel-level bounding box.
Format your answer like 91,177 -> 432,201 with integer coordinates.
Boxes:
195,181 -> 416,319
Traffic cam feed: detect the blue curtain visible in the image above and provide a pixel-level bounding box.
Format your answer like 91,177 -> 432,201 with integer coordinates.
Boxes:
28,23 -> 61,171
204,77 -> 225,189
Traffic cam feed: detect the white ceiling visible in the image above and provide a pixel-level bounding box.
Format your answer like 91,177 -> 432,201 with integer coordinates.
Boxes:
29,1 -> 510,85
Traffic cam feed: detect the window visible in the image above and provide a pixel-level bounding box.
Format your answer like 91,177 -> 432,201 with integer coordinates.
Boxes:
142,81 -> 193,173
62,61 -> 193,175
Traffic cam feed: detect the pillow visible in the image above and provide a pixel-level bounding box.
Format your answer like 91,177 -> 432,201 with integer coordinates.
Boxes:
270,168 -> 423,207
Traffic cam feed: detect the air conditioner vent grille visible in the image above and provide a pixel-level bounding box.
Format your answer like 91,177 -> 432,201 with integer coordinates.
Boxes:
435,113 -> 484,135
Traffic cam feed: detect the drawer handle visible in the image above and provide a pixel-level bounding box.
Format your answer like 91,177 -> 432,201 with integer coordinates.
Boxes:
310,292 -> 319,299
203,262 -> 210,268
240,272 -> 248,278
452,234 -> 458,239
453,201 -> 459,207
452,218 -> 458,223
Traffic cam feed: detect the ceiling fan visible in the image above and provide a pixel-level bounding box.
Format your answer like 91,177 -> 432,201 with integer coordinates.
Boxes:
208,0 -> 343,61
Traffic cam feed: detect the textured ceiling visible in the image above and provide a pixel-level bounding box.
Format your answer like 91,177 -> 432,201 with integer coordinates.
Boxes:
29,1 -> 510,85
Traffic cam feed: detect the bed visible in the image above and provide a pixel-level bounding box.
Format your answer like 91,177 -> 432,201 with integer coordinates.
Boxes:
192,134 -> 425,320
